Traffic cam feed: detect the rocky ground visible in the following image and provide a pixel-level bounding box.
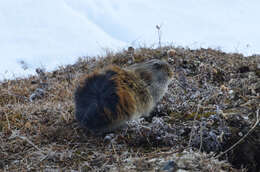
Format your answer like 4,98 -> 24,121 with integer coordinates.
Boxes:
0,46 -> 260,172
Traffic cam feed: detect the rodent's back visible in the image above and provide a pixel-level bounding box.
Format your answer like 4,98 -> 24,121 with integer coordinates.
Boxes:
74,65 -> 153,132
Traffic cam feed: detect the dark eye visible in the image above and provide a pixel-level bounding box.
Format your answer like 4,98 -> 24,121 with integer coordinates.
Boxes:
153,62 -> 162,69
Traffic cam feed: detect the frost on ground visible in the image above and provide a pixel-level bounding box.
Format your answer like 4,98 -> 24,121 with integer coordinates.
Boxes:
0,46 -> 260,171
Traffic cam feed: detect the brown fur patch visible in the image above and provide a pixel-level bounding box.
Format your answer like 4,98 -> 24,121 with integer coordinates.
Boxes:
139,71 -> 152,84
162,64 -> 174,78
109,66 -> 138,120
103,107 -> 114,120
76,64 -> 152,125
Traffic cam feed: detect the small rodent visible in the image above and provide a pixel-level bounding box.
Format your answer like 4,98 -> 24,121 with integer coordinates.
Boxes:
74,58 -> 173,133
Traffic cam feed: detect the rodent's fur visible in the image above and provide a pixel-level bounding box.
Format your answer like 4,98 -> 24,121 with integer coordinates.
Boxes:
74,58 -> 173,133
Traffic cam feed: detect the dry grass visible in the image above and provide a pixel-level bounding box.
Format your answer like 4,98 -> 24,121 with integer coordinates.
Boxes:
1,46 -> 260,171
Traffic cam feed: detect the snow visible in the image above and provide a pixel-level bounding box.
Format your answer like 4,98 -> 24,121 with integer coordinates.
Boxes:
1,0 -> 260,80
0,0 -> 125,80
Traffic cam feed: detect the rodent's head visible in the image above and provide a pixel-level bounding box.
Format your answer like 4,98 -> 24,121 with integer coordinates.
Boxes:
128,59 -> 173,103
130,59 -> 173,84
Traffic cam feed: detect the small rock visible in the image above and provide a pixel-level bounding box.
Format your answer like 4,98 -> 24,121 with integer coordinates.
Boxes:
104,133 -> 115,143
29,88 -> 45,102
238,66 -> 250,73
0,160 -> 5,169
128,46 -> 135,54
31,80 -> 37,84
228,90 -> 234,95
36,68 -> 45,75
220,85 -> 229,92
162,160 -> 176,171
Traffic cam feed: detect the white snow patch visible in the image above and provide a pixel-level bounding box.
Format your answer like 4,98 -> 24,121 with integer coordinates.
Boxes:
1,0 -> 260,80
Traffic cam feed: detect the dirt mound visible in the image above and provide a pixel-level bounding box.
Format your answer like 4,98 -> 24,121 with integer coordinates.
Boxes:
1,46 -> 259,171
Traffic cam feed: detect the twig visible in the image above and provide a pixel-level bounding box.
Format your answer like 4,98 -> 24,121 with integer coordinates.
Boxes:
111,141 -> 117,154
146,149 -> 180,159
17,135 -> 42,152
216,109 -> 260,159
156,24 -> 162,49
5,112 -> 10,130
188,102 -> 202,147
111,141 -> 123,169
199,121 -> 204,152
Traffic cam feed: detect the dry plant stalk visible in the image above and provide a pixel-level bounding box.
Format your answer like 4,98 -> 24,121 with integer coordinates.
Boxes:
5,112 -> 10,130
216,108 -> 260,159
188,102 -> 202,147
156,24 -> 162,49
